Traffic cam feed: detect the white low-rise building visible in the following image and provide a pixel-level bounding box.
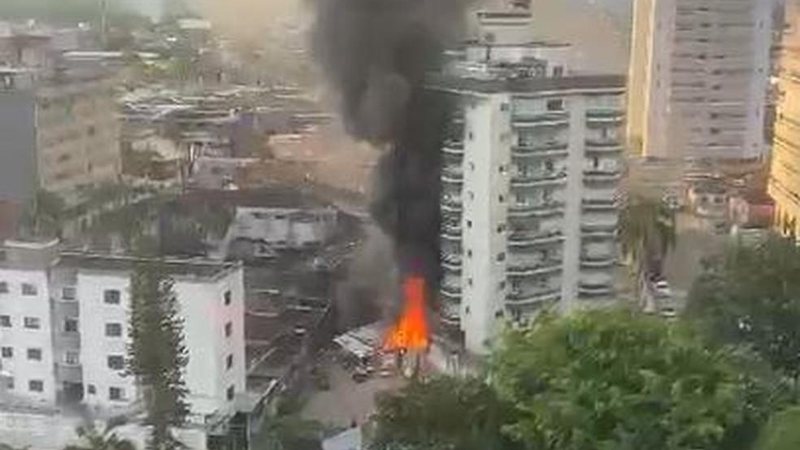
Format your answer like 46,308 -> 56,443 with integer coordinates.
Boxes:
0,239 -> 247,448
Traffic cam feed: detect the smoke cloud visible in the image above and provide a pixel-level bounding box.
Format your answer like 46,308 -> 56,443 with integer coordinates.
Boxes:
310,0 -> 468,289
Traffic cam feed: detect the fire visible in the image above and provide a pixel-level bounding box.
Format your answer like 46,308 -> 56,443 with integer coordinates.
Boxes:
383,275 -> 430,352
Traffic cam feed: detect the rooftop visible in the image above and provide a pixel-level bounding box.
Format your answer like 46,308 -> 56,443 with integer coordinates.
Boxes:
58,252 -> 241,280
427,73 -> 626,95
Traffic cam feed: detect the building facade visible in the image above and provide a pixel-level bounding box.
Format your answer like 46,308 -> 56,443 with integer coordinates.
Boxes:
770,0 -> 800,238
627,0 -> 773,161
435,5 -> 624,354
0,240 -> 247,439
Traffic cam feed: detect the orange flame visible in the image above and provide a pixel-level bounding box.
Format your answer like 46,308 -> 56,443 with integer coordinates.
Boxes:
383,275 -> 430,352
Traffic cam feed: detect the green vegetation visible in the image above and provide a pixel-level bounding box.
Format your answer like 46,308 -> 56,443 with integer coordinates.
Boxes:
127,260 -> 189,449
755,407 -> 800,450
64,421 -> 135,450
252,398 -> 323,450
619,195 -> 676,279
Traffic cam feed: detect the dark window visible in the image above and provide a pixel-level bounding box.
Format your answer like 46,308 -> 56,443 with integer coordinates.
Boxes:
104,290 -> 121,304
6,377 -> 13,390
499,195 -> 506,203
227,385 -> 235,401
21,283 -> 37,296
109,387 -> 124,401
224,290 -> 232,306
225,322 -> 232,338
547,99 -> 564,111
226,354 -> 233,370
0,316 -> 10,327
24,317 -> 40,329
467,250 -> 473,258
107,355 -> 125,370
87,384 -> 96,395
28,380 -> 43,392
593,157 -> 599,169
62,287 -> 76,300
1,347 -> 12,358
497,224 -> 506,233
497,252 -> 506,262
467,220 -> 473,229
0,282 -> 7,293
27,348 -> 42,361
105,323 -> 122,337
499,281 -> 506,290
64,318 -> 78,333
553,66 -> 564,77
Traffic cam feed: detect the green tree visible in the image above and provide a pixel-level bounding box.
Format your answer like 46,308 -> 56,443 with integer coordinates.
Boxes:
64,421 -> 136,450
19,189 -> 65,238
755,407 -> 800,450
369,376 -> 521,450
619,195 -> 676,279
687,235 -> 800,385
127,261 -> 189,449
492,309 -> 762,450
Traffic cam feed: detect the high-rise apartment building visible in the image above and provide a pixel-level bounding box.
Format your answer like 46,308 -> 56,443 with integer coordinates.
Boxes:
627,0 -> 773,161
0,240 -> 246,444
770,0 -> 800,238
434,6 -> 625,354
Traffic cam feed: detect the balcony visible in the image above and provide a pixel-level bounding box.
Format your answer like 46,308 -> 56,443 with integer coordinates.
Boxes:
585,139 -> 623,154
512,142 -> 569,158
441,168 -> 464,184
508,230 -> 564,247
442,141 -> 464,156
440,301 -> 461,327
511,171 -> 567,188
578,282 -> 614,298
581,198 -> 618,212
507,259 -> 562,277
506,288 -> 561,306
581,224 -> 617,239
580,255 -> 617,269
586,109 -> 624,126
508,201 -> 565,218
441,254 -> 462,272
441,196 -> 463,214
56,363 -> 83,384
583,169 -> 622,184
441,223 -> 462,241
513,111 -> 569,128
440,283 -> 462,299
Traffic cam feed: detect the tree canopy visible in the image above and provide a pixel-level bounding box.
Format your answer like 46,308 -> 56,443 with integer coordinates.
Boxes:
619,195 -> 676,277
755,406 -> 800,450
491,309 -> 763,450
686,235 -> 800,381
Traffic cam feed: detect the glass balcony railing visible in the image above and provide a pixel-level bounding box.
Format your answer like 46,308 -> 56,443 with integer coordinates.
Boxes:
578,282 -> 614,297
441,196 -> 463,214
511,170 -> 567,187
581,224 -> 617,238
508,201 -> 565,218
441,168 -> 464,184
580,254 -> 617,269
583,169 -> 622,183
513,111 -> 570,127
512,142 -> 569,157
441,254 -> 462,271
586,109 -> 624,126
585,139 -> 623,151
581,198 -> 618,211
508,230 -> 564,247
507,259 -> 562,277
506,288 -> 561,305
442,140 -> 464,156
440,283 -> 462,298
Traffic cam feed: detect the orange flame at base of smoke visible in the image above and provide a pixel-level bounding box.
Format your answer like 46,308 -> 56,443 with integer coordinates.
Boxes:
383,276 -> 430,352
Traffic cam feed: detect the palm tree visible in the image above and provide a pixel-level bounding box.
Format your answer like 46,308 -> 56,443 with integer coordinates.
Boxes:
64,421 -> 135,450
619,195 -> 677,290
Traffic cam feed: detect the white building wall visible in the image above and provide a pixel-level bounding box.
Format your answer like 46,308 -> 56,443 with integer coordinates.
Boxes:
0,268 -> 57,407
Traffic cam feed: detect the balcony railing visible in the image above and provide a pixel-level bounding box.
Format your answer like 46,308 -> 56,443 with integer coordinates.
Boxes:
511,171 -> 567,188
581,198 -> 618,211
440,284 -> 462,298
441,168 -> 464,184
581,224 -> 617,238
441,222 -> 462,239
508,201 -> 565,218
578,282 -> 614,297
506,288 -> 561,305
580,255 -> 617,269
585,139 -> 623,152
507,259 -> 562,277
441,254 -> 462,271
586,109 -> 624,126
441,196 -> 463,214
508,230 -> 564,247
512,142 -> 569,158
583,169 -> 622,183
442,141 -> 464,156
513,111 -> 570,127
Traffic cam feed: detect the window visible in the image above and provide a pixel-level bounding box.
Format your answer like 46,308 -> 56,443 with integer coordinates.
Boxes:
0,316 -> 10,327
499,195 -> 506,203
27,348 -> 42,361
1,347 -> 12,358
64,318 -> 78,333
105,323 -> 122,337
6,377 -> 13,390
104,289 -> 121,304
87,384 -> 96,395
499,281 -> 506,290
546,99 -> 564,111
28,380 -> 43,392
497,252 -> 506,262
497,224 -> 507,233
500,102 -> 509,111
109,387 -> 124,401
21,283 -> 37,296
224,322 -> 233,338
24,317 -> 40,329
552,66 -> 564,78
224,290 -> 232,306
467,250 -> 473,258
64,351 -> 79,366
592,157 -> 599,169
62,287 -> 76,300
226,354 -> 233,370
0,282 -> 7,293
107,355 -> 125,370
466,220 -> 473,229
545,160 -> 555,172
468,278 -> 473,287
227,385 -> 235,401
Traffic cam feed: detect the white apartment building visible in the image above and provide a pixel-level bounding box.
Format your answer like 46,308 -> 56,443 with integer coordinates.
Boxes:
0,239 -> 247,446
627,0 -> 773,161
434,6 -> 625,354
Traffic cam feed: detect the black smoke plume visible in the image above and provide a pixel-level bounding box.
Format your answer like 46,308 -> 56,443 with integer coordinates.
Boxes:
311,0 -> 466,291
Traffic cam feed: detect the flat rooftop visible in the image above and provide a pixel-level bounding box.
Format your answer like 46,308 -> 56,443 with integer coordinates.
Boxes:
58,252 -> 241,280
427,73 -> 626,95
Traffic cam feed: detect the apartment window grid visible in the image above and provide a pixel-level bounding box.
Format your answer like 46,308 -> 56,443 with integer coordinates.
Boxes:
109,387 -> 124,401
104,289 -> 121,305
105,323 -> 123,337
24,317 -> 40,329
21,283 -> 37,296
1,347 -> 12,358
107,355 -> 125,370
27,348 -> 42,361
0,315 -> 10,327
28,380 -> 43,392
